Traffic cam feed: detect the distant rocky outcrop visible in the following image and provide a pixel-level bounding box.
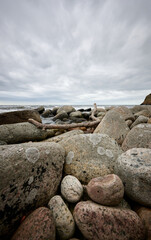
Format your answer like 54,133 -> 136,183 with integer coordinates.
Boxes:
141,93 -> 151,105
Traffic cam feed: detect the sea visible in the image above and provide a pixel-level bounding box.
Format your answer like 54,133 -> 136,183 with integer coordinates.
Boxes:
0,104 -> 134,124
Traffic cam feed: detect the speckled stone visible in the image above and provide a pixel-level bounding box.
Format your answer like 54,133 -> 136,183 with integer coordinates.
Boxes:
73,201 -> 145,240
11,207 -> 55,240
130,116 -> 149,129
86,174 -> 124,206
48,195 -> 75,240
136,207 -> 151,240
60,133 -> 122,183
61,175 -> 83,203
112,106 -> 135,121
94,110 -> 130,145
115,148 -> 151,207
0,142 -> 65,239
122,124 -> 151,151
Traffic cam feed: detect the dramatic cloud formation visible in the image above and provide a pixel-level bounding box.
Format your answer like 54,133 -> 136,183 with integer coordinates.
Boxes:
0,0 -> 151,105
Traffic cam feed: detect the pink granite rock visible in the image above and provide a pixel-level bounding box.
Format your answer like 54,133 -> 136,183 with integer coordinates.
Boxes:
86,174 -> 124,206
73,201 -> 145,240
11,207 -> 55,240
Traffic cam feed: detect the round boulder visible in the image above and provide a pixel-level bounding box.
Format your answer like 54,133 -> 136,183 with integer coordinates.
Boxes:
73,201 -> 145,240
61,175 -> 83,203
57,105 -> 76,114
48,195 -> 75,240
60,133 -> 122,183
122,123 -> 151,151
115,148 -> 151,207
69,111 -> 83,118
53,110 -> 68,121
11,207 -> 55,240
86,174 -> 124,206
112,106 -> 135,121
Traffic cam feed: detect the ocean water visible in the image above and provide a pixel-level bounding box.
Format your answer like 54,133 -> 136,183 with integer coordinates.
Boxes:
0,104 -> 134,124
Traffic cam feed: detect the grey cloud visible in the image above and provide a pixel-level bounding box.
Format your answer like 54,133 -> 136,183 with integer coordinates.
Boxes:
0,0 -> 151,105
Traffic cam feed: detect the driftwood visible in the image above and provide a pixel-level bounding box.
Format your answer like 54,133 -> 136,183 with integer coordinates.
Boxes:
28,103 -> 100,130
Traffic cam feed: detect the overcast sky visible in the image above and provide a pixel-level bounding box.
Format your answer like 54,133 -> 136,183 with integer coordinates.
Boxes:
0,0 -> 151,105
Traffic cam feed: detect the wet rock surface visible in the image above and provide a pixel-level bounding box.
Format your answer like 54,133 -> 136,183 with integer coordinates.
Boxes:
11,207 -> 55,240
0,142 -> 65,239
73,201 -> 145,240
115,148 -> 151,207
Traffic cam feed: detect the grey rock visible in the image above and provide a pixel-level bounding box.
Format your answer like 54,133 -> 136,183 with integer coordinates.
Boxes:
0,122 -> 54,144
94,110 -> 130,145
122,123 -> 151,151
0,110 -> 41,125
112,106 -> 135,121
130,115 -> 149,129
69,111 -> 82,118
52,106 -> 60,115
35,106 -> 45,114
0,142 -> 65,239
115,148 -> 151,207
53,110 -> 68,121
134,109 -> 151,118
43,129 -> 83,143
57,105 -> 76,114
60,133 -> 122,183
61,175 -> 83,203
48,195 -> 75,240
41,109 -> 53,118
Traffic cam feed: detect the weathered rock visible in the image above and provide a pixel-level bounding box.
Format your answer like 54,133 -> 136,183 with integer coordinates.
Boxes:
70,111 -> 83,118
57,105 -> 76,114
122,124 -> 151,151
35,106 -> 45,114
69,117 -> 86,123
52,106 -> 60,115
61,175 -> 83,203
115,148 -> 151,207
0,142 -> 65,239
134,109 -> 151,118
116,199 -> 131,209
86,174 -> 124,206
125,119 -> 132,127
0,110 -> 41,125
94,110 -> 129,145
112,106 -> 135,121
53,110 -> 68,121
97,112 -> 106,118
41,109 -> 53,118
43,129 -> 83,143
0,122 -> 55,144
60,133 -> 122,183
136,207 -> 151,240
130,115 -> 149,129
48,195 -> 75,240
148,118 -> 151,124
73,201 -> 145,240
130,105 -> 151,115
11,207 -> 55,240
141,93 -> 151,105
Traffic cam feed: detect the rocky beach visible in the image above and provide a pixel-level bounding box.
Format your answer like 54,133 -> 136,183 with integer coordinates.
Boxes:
0,93 -> 151,240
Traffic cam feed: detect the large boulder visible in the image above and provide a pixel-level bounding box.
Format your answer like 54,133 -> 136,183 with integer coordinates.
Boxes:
122,124 -> 151,151
136,207 -> 151,240
0,110 -> 41,125
0,142 -> 65,239
115,148 -> 151,207
0,122 -> 55,144
141,93 -> 151,105
57,105 -> 76,114
130,105 -> 151,115
94,110 -> 129,145
73,201 -> 145,240
53,110 -> 68,121
130,116 -> 149,129
69,111 -> 83,118
60,133 -> 122,183
41,109 -> 53,118
11,207 -> 55,240
112,106 -> 135,121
